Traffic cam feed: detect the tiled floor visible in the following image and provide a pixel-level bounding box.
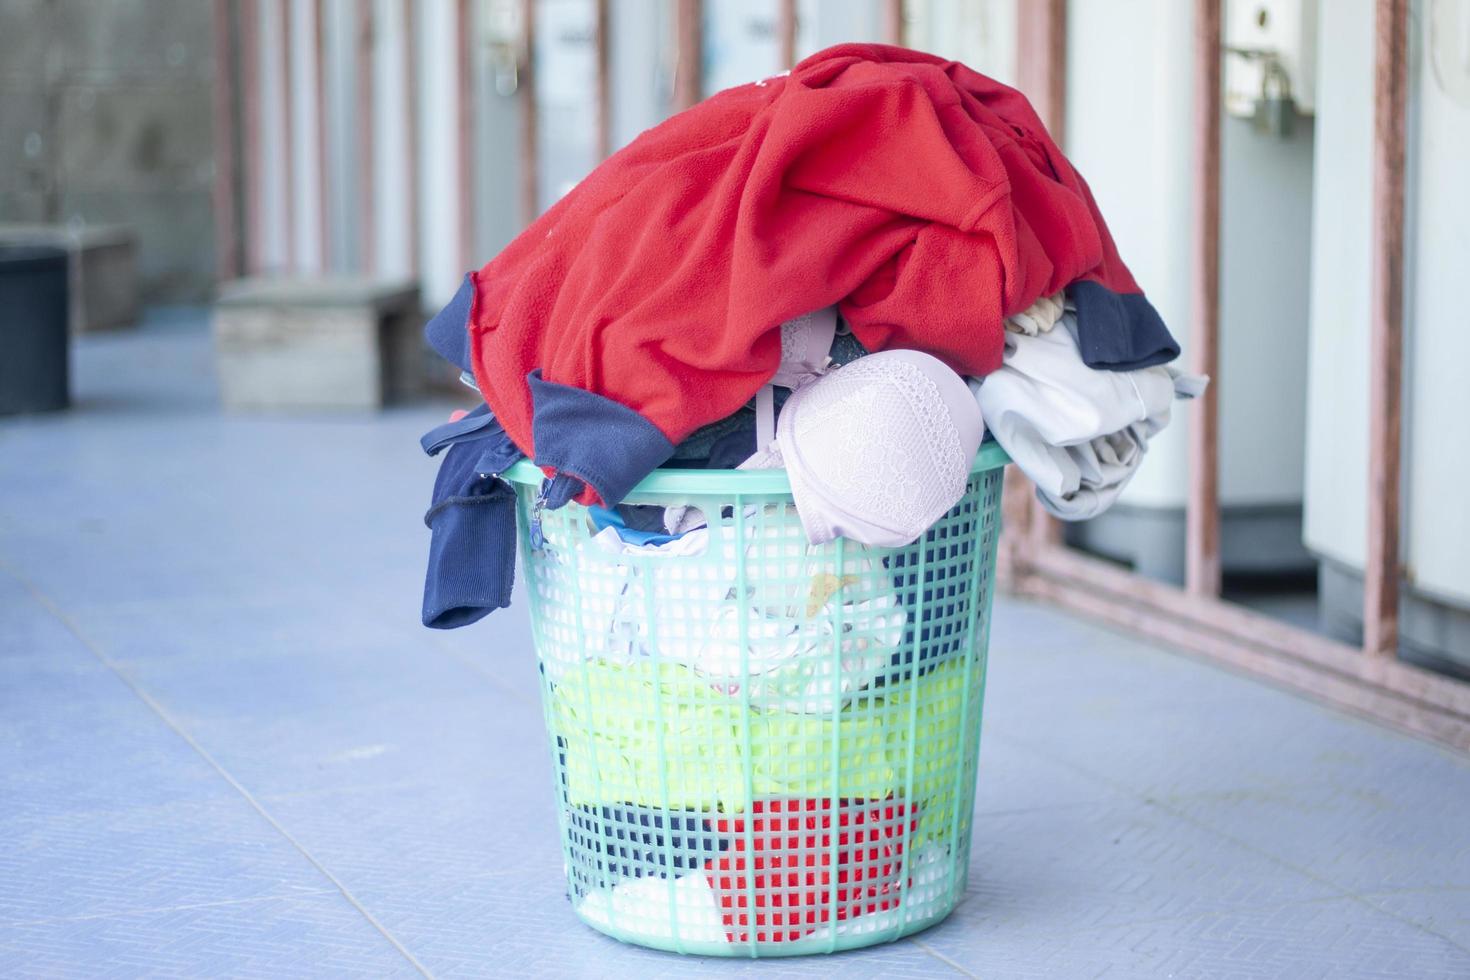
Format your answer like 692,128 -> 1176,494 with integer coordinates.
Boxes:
2,311 -> 1469,978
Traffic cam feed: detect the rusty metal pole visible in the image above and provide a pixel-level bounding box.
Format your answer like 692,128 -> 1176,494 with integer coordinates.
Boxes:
674,0 -> 703,111
355,0 -> 376,275
595,0 -> 611,160
1016,0 -> 1068,552
1364,0 -> 1408,658
518,0 -> 539,225
455,0 -> 474,268
778,0 -> 797,70
1015,0 -> 1066,142
1003,0 -> 1070,570
403,0 -> 421,274
1186,0 -> 1223,597
883,0 -> 904,46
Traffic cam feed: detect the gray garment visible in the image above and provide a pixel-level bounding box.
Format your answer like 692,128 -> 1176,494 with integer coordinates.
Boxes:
970,312 -> 1205,521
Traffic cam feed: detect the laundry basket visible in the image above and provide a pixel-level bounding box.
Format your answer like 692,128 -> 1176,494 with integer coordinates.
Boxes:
505,443 -> 1007,956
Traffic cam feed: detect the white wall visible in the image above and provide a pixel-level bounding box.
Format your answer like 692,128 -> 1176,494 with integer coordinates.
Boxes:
324,0 -> 358,275
415,0 -> 462,306
905,0 -> 1015,86
471,0 -> 522,263
610,0 -> 671,149
1302,0 -> 1374,568
536,0 -> 598,210
1218,114 -> 1315,505
287,0 -> 325,274
705,0 -> 782,95
372,0 -> 415,279
254,0 -> 290,273
1404,0 -> 1470,607
796,0 -> 883,55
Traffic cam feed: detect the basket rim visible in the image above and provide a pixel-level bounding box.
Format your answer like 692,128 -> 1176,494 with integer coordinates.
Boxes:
501,440 -> 1009,496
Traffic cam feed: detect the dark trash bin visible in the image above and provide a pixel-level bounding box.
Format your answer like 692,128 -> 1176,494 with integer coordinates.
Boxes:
0,245 -> 70,415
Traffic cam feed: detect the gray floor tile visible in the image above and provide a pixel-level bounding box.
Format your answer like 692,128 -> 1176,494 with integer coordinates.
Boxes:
4,311 -> 1470,978
0,892 -> 418,979
1159,767 -> 1470,897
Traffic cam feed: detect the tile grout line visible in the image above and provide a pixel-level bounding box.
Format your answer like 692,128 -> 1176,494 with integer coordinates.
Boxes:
907,936 -> 982,977
995,725 -> 1470,957
1,890 -> 343,929
1004,596 -> 1470,765
2,562 -> 437,980
943,890 -> 1377,944
424,631 -> 534,702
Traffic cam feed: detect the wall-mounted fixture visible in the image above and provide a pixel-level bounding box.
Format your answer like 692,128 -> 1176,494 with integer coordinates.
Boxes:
1224,0 -> 1318,137
484,0 -> 525,97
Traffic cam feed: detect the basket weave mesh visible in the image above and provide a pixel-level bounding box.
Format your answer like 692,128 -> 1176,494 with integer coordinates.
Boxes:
509,453 -> 1004,956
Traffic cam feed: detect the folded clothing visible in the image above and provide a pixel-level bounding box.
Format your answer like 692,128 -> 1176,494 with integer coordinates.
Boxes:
418,405 -> 524,629
972,311 -> 1205,521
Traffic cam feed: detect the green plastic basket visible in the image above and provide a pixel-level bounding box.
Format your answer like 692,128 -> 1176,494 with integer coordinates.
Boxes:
505,443 -> 1007,956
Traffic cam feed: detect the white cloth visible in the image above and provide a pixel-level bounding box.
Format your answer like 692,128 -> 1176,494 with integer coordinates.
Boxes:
1005,291 -> 1065,336
746,349 -> 985,548
661,503 -> 709,536
972,312 -> 1206,521
549,513 -> 907,713
834,842 -> 951,937
577,872 -> 727,944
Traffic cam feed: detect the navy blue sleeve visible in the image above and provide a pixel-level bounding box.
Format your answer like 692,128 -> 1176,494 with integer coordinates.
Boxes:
1069,280 -> 1180,372
527,370 -> 675,508
418,406 -> 525,630
421,442 -> 518,629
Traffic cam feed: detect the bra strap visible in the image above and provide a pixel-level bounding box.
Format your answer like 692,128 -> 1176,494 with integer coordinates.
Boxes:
755,384 -> 776,450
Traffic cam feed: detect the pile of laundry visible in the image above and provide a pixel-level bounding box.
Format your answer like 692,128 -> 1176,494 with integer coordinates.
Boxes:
412,43 -> 1205,940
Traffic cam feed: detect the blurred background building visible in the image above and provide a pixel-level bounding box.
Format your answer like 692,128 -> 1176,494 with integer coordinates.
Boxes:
2,0 -> 1467,741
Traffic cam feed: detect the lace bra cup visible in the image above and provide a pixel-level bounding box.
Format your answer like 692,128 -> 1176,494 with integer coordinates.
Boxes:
769,307 -> 838,389
774,349 -> 984,548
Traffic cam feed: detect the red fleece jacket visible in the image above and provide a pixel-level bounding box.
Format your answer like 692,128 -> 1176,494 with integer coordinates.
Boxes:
467,43 -> 1143,468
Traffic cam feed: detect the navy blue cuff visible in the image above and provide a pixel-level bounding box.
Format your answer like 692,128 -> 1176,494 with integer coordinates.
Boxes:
421,476 -> 517,629
424,274 -> 474,373
420,432 -> 522,629
1069,280 -> 1179,371
527,370 -> 675,507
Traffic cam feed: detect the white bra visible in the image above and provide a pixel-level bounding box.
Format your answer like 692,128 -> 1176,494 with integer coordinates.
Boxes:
745,309 -> 984,548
